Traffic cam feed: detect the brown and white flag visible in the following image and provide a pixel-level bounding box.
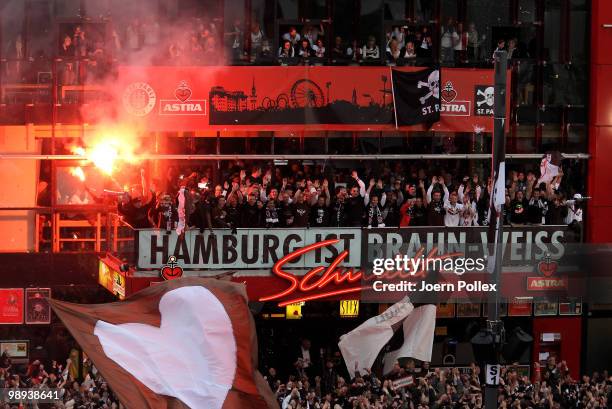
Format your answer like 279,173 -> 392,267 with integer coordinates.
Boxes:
49,277 -> 278,409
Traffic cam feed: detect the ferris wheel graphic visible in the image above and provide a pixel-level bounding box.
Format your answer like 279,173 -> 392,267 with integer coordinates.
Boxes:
261,79 -> 325,110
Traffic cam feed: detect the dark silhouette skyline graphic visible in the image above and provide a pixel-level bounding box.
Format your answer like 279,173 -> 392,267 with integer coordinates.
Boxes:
209,76 -> 394,125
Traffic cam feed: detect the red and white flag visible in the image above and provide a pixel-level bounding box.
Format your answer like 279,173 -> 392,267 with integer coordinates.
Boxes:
537,151 -> 562,185
338,297 -> 414,378
382,304 -> 437,374
49,278 -> 277,409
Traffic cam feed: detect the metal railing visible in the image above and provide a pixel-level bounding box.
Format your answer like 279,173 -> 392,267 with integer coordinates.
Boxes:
0,206 -> 134,255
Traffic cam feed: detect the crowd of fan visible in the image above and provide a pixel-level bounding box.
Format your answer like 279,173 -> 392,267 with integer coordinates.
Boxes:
114,161 -> 584,234
2,347 -> 609,408
0,350 -> 121,408
264,352 -> 611,409
2,13 -> 508,86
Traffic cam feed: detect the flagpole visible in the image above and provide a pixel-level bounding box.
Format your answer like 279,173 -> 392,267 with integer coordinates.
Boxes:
484,50 -> 507,409
389,67 -> 399,129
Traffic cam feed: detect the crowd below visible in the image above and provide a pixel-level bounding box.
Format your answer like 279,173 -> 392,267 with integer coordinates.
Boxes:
111,160 -> 584,235
1,343 -> 609,408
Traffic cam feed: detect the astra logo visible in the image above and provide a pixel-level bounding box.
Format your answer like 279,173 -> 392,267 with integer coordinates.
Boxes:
159,80 -> 207,116
162,103 -> 204,112
440,81 -> 470,117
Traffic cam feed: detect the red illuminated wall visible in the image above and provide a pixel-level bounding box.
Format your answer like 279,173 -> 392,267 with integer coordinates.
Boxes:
588,1 -> 612,243
532,317 -> 581,380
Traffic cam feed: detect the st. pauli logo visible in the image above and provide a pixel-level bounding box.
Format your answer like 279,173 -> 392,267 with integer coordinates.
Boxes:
161,256 -> 183,281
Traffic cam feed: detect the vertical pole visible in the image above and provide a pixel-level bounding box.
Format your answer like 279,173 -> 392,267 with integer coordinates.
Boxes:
484,49 -> 507,409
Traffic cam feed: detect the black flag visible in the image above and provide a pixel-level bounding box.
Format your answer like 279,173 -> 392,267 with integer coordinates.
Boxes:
391,68 -> 441,126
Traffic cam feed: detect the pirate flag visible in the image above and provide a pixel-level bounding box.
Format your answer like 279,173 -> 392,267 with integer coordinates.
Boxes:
49,278 -> 277,409
391,68 -> 441,126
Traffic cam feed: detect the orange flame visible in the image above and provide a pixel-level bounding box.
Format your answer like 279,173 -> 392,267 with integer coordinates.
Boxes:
70,127 -> 140,176
69,166 -> 86,181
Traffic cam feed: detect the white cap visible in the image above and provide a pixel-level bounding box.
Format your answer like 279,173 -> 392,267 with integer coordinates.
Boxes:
573,193 -> 582,200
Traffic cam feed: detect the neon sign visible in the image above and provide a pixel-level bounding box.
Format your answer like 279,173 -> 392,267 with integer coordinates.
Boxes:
259,239 -> 469,307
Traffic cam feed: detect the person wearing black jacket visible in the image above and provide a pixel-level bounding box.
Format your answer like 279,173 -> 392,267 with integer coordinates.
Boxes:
345,177 -> 366,227
118,191 -> 155,229
510,190 -> 529,225
149,194 -> 177,232
426,189 -> 445,226
546,194 -> 569,225
292,193 -> 310,227
310,195 -> 331,227
211,197 -> 230,228
384,192 -> 401,227
240,193 -> 263,228
527,188 -> 548,224
225,194 -> 242,229
264,199 -> 281,228
191,191 -> 213,232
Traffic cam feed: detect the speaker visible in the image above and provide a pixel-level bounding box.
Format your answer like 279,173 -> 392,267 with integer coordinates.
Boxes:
502,327 -> 533,363
470,330 -> 496,364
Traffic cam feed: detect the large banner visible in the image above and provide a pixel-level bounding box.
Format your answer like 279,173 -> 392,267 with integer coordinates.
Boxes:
138,228 -> 362,269
116,66 -> 508,132
137,226 -> 568,270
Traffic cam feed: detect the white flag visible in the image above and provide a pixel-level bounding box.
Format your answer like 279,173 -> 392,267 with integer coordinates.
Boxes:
382,305 -> 437,374
338,297 -> 414,379
493,161 -> 506,210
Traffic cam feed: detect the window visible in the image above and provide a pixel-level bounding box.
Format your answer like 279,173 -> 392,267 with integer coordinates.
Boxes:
543,0 -> 561,62
384,0 -> 405,21
359,0 -> 383,50
569,0 -> 588,63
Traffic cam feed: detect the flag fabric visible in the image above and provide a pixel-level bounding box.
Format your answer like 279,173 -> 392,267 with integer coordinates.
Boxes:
49,277 -> 277,409
391,68 -> 441,126
338,297 -> 413,379
382,305 -> 437,374
493,161 -> 506,211
537,151 -> 562,185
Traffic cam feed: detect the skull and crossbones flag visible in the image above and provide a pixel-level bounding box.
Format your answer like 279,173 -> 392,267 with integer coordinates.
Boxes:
49,278 -> 277,409
391,67 -> 441,126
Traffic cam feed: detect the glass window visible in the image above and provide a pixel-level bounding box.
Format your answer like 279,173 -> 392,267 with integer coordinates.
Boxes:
302,0 -> 327,20
304,137 -> 326,154
1,0 -> 25,57
384,0 -> 405,21
29,1 -> 54,59
467,0 -> 511,59
328,132 -> 355,155
84,0 -> 111,18
512,125 -> 537,153
54,0 -> 81,18
518,0 -> 537,24
277,0 -> 299,20
569,0 -> 588,63
359,0 -> 383,52
274,134 -> 301,154
566,124 -> 586,153
543,0 -> 561,61
333,0 -> 354,42
220,137 -> 246,154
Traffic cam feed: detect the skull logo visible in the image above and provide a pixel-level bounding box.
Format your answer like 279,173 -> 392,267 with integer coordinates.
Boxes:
417,70 -> 440,105
477,86 -> 494,107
